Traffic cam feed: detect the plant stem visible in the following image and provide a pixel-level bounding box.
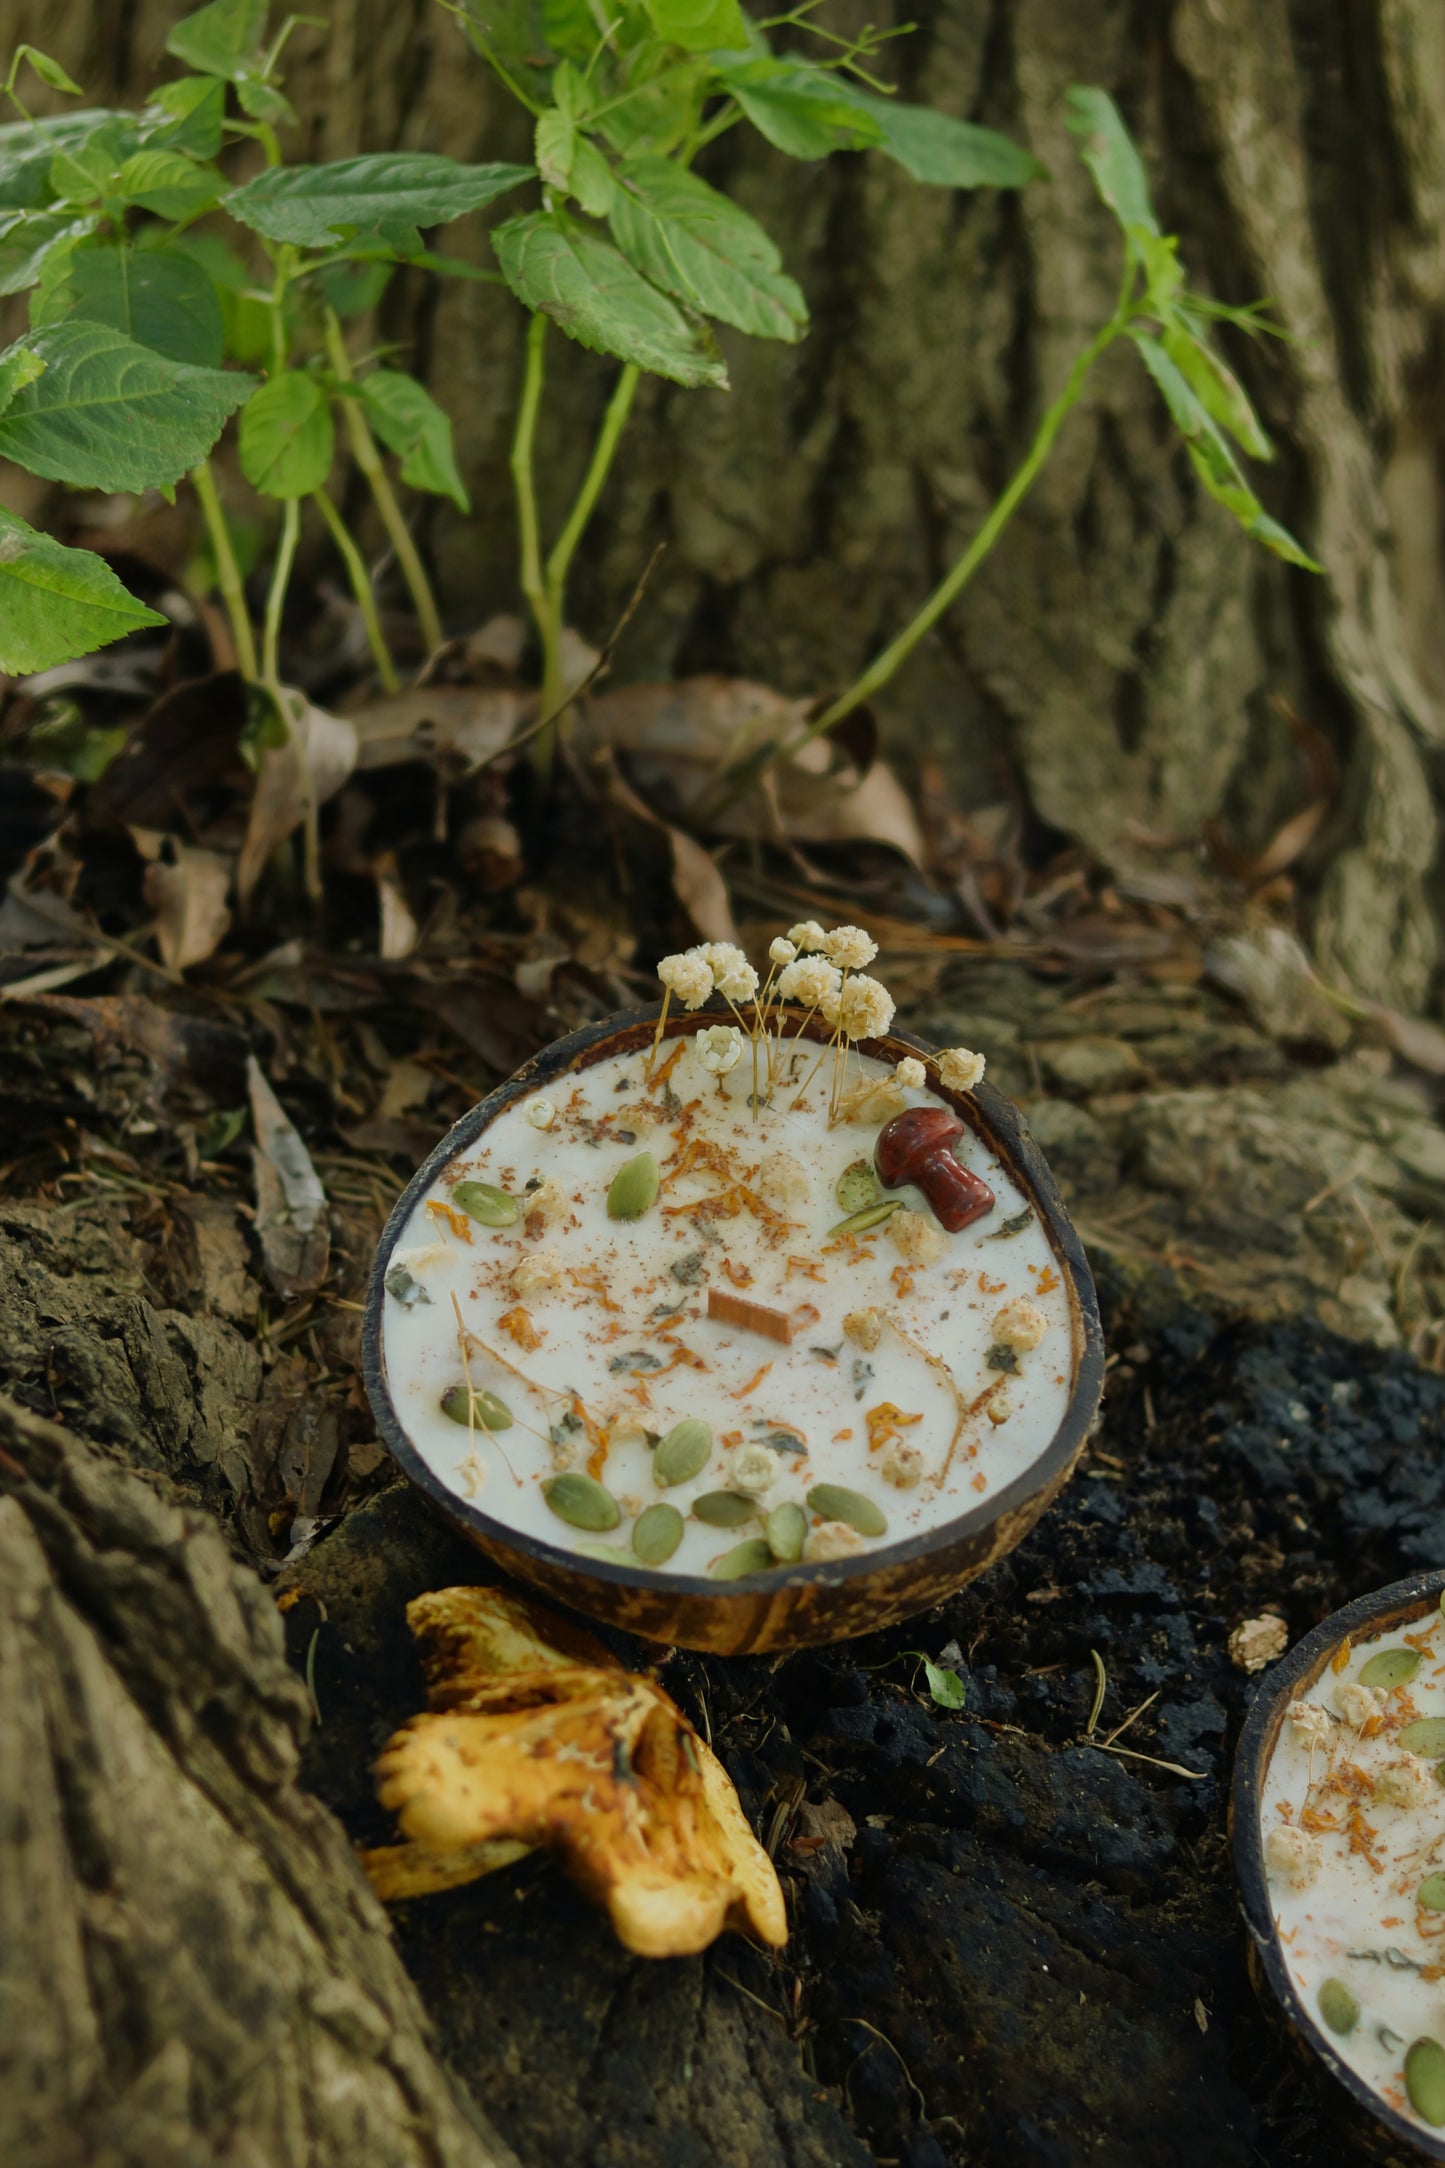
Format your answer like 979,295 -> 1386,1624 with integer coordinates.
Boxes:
323,308 -> 444,658
262,496 -> 300,690
191,459 -> 259,680
781,303 -> 1134,762
311,485 -> 400,693
540,359 -> 640,724
509,312 -> 557,772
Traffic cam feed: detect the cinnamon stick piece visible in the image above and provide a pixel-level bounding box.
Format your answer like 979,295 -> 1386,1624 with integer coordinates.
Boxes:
707,1287 -> 794,1343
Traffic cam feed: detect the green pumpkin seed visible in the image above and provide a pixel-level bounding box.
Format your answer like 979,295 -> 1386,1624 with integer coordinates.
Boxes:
451,1178 -> 520,1229
654,1417 -> 712,1488
827,1198 -> 902,1239
1359,1646 -> 1421,1689
543,1472 -> 621,1532
1420,1876 -> 1445,1912
835,1158 -> 882,1215
440,1384 -> 513,1430
572,1541 -> 630,1563
692,1489 -> 757,1527
1406,2037 -> 1445,2126
632,1503 -> 684,1565
1402,1718 -> 1445,1757
608,1151 -> 660,1221
710,1536 -> 775,1580
1317,1978 -> 1359,2036
806,1482 -> 887,1538
766,1501 -> 808,1564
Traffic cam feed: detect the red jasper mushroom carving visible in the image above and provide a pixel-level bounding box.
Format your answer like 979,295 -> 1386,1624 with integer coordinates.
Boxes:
874,1107 -> 995,1233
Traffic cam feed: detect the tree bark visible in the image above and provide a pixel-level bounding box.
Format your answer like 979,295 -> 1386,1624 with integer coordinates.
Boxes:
6,0 -> 1445,1000
0,1388 -> 516,2168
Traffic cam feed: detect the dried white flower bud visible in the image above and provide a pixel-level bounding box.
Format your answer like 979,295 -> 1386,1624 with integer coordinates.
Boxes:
987,1389 -> 1013,1425
731,1446 -> 777,1496
524,1095 -> 557,1131
1264,1825 -> 1323,1890
992,1297 -> 1048,1351
895,1056 -> 926,1090
844,1307 -> 884,1352
759,1151 -> 809,1206
880,1441 -> 924,1489
1334,1681 -> 1389,1727
769,937 -> 797,965
787,920 -> 828,952
510,1247 -> 564,1299
835,974 -> 896,1043
937,1046 -> 986,1094
804,1521 -> 866,1563
657,949 -> 714,1009
695,1024 -> 744,1075
523,1176 -> 569,1231
1376,1755 -> 1434,1809
888,1208 -> 947,1268
777,956 -> 841,1010
824,925 -> 878,970
1286,1700 -> 1334,1749
701,942 -> 759,1004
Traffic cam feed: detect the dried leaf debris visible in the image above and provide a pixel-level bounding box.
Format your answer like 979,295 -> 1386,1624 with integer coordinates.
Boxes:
364,1585 -> 787,1958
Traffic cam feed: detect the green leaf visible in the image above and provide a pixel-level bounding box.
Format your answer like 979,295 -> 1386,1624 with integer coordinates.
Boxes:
609,158 -> 805,340
1065,85 -> 1158,235
568,138 -> 616,218
1131,227 -> 1183,314
713,59 -> 886,161
492,209 -> 728,387
238,369 -> 334,497
224,154 -> 534,255
823,86 -> 1044,188
535,110 -> 575,192
642,0 -> 747,54
14,46 -> 84,97
0,507 -> 166,674
0,111 -> 119,211
234,76 -> 298,128
316,257 -> 392,316
921,1660 -> 967,1710
0,211 -> 98,296
1160,321 -> 1271,459
541,0 -> 597,61
139,77 -> 227,159
49,121 -> 134,206
112,150 -> 224,221
1131,332 -> 1319,571
32,240 -> 225,366
358,368 -> 470,512
0,321 -> 253,491
165,0 -> 269,81
0,344 -> 44,413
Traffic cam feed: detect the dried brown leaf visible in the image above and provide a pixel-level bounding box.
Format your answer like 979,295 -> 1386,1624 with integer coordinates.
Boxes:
247,1054 -> 329,1296
377,876 -> 418,961
348,685 -> 532,772
141,842 -> 233,970
236,695 -> 357,909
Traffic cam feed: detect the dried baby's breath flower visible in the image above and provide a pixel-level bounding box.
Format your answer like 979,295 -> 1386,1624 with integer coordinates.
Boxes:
787,920 -> 827,952
758,1151 -> 809,1206
695,1024 -> 744,1076
524,1096 -> 557,1132
843,1307 -> 884,1352
1286,1699 -> 1334,1748
879,1441 -> 923,1489
511,1248 -> 564,1299
992,1296 -> 1048,1351
804,1521 -> 866,1563
839,1076 -> 906,1126
834,973 -> 894,1043
1264,1825 -> 1322,1890
895,1057 -> 926,1090
824,924 -> 878,970
1376,1755 -> 1434,1809
777,956 -> 841,1010
987,1389 -> 1013,1425
888,1208 -> 947,1268
1334,1680 -> 1388,1727
731,1446 -> 777,1497
769,937 -> 797,965
524,1176 -> 568,1232
701,943 -> 759,1004
657,949 -> 714,1009
937,1046 -> 986,1094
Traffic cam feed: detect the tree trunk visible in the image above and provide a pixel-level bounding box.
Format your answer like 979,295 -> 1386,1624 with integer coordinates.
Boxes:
6,0 -> 1444,1001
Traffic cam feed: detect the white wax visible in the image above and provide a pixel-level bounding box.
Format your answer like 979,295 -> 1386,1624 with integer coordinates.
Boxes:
379,1036 -> 1074,1576
1259,1609 -> 1445,2128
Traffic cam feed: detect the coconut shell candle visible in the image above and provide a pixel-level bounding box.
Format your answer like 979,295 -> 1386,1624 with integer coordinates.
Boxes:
1235,1571 -> 1445,2157
363,924 -> 1104,1653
